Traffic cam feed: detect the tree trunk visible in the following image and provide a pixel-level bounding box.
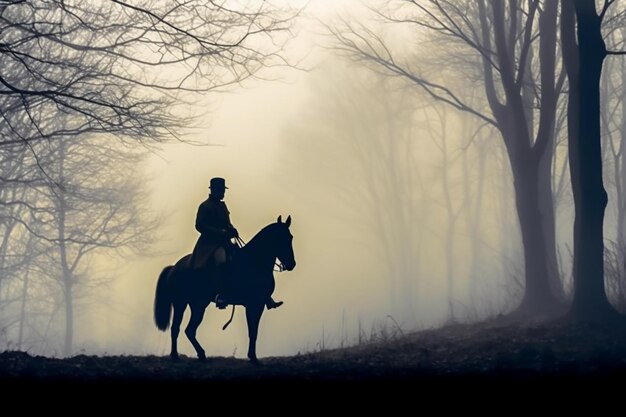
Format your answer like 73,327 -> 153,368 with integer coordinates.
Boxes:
513,160 -> 560,313
466,143 -> 486,306
17,268 -> 30,350
441,125 -> 457,321
618,53 -> 626,252
498,115 -> 561,314
63,282 -> 73,356
479,0 -> 563,315
17,268 -> 30,351
0,221 -> 15,320
60,218 -> 74,357
563,0 -> 619,320
538,140 -> 564,299
536,0 -> 564,301
58,140 -> 75,356
445,221 -> 456,321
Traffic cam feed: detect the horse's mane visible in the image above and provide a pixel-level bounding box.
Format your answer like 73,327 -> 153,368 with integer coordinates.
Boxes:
243,222 -> 278,250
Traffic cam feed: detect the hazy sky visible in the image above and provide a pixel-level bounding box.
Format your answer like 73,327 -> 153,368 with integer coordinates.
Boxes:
80,0 -> 395,357
75,0 -> 522,358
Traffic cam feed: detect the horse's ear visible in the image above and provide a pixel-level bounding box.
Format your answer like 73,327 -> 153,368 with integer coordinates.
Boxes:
285,215 -> 292,227
277,215 -> 282,224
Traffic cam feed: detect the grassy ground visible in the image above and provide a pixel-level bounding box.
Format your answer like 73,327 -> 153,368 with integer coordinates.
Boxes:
2,317 -> 626,383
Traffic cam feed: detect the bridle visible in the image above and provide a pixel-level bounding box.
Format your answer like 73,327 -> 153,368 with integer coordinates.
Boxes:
221,233 -> 288,331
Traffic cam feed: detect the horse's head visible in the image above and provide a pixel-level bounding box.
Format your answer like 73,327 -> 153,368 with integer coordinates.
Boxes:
273,215 -> 296,271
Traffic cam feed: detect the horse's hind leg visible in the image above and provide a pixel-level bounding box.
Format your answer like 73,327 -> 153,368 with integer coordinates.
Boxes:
185,303 -> 208,361
170,302 -> 186,360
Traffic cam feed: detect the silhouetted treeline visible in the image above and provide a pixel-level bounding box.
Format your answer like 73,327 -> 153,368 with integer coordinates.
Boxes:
324,0 -> 626,321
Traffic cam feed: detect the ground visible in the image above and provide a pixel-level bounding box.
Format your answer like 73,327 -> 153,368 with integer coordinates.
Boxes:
2,317 -> 626,384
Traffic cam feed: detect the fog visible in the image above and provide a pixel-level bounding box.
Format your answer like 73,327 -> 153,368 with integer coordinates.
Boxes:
2,0 -> 625,359
76,2 -> 525,357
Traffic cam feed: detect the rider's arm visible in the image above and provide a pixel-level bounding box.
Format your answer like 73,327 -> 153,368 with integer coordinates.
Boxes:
222,203 -> 238,238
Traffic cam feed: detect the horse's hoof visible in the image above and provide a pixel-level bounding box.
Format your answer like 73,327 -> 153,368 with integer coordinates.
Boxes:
248,357 -> 262,366
197,353 -> 207,362
170,353 -> 180,362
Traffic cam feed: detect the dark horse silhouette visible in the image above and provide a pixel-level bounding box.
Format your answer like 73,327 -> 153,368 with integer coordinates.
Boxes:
154,215 -> 295,364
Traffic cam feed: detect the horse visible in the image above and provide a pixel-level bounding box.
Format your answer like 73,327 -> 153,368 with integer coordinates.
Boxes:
153,215 -> 296,364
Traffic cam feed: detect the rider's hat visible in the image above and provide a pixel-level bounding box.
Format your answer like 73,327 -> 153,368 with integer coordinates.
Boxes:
209,177 -> 228,189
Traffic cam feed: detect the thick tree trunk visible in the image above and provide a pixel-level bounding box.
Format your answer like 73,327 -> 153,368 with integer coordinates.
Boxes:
479,1 -> 563,315
513,161 -> 560,313
498,112 -> 561,315
535,0 -> 564,301
538,137 -> 564,299
563,0 -> 619,320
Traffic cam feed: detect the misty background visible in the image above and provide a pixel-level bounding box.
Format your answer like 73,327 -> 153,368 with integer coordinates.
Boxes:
1,0 -> 625,359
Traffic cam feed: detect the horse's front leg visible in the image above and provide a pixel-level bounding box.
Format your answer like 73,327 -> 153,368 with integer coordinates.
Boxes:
245,303 -> 265,364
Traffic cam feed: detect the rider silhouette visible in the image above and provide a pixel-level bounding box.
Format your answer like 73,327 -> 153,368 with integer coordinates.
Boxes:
190,177 -> 283,310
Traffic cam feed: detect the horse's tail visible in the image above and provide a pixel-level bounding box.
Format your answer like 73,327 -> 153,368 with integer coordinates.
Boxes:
154,266 -> 173,331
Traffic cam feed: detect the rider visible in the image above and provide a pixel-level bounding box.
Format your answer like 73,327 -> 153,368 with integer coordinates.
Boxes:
190,177 -> 283,310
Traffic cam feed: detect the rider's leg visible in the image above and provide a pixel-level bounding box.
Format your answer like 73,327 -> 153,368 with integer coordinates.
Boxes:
214,247 -> 228,309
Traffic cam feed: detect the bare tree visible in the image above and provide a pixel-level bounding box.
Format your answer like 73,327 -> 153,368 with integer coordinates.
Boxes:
26,135 -> 157,355
600,24 -> 626,311
328,0 -> 566,315
561,0 -> 626,320
0,0 -> 295,149
0,149 -> 45,342
603,38 -> 626,251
